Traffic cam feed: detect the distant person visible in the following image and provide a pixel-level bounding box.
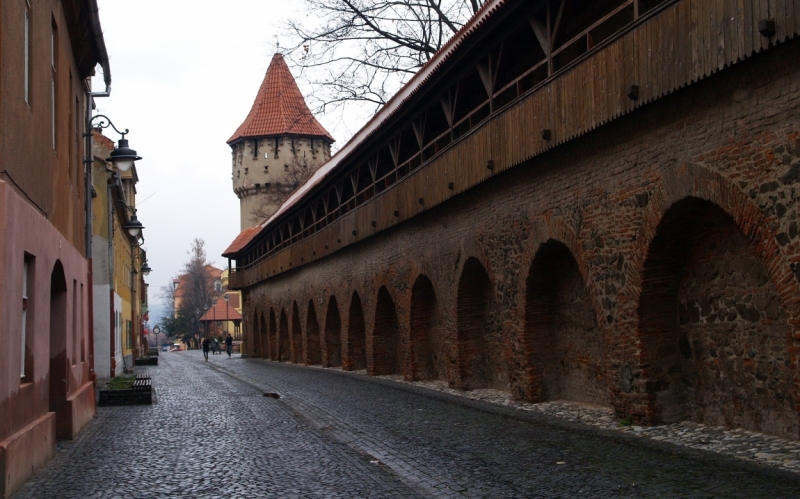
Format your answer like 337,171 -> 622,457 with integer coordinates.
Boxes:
225,334 -> 233,357
202,337 -> 210,361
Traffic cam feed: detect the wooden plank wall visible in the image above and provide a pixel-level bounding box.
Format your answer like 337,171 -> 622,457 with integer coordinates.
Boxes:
231,0 -> 800,289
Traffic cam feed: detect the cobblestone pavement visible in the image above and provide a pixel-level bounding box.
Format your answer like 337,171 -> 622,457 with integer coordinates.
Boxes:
373,375 -> 800,473
14,352 -> 800,498
11,353 -> 423,499
207,353 -> 800,498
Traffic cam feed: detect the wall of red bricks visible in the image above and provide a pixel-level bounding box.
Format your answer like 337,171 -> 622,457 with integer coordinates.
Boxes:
240,38 -> 800,439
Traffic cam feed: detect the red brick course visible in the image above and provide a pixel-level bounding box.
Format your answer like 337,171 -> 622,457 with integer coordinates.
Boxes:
239,38 -> 800,438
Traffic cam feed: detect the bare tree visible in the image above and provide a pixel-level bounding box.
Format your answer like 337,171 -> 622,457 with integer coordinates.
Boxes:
160,239 -> 221,345
250,155 -> 317,223
283,0 -> 484,114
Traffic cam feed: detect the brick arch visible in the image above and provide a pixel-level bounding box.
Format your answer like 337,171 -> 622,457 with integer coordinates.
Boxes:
627,164 -> 800,435
455,256 -> 500,390
324,295 -> 342,367
249,308 -> 257,357
251,310 -> 260,358
631,163 -> 800,322
259,310 -> 268,359
291,301 -> 303,363
306,300 -> 322,365
278,308 -> 290,361
268,308 -> 277,360
521,239 -> 608,405
344,291 -> 367,371
371,286 -> 401,376
636,196 -> 799,438
409,273 -> 442,381
453,238 -> 493,283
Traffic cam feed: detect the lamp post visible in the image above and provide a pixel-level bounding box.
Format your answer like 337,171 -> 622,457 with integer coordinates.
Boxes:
87,114 -> 142,173
224,294 -> 230,337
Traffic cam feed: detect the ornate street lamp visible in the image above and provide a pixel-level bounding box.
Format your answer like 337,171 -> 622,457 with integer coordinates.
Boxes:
87,114 -> 142,173
124,210 -> 144,238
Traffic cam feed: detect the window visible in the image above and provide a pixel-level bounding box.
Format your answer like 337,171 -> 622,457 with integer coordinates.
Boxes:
51,18 -> 58,151
21,260 -> 28,377
72,280 -> 77,365
24,3 -> 31,105
80,284 -> 85,362
126,320 -> 132,349
21,254 -> 34,381
75,96 -> 80,182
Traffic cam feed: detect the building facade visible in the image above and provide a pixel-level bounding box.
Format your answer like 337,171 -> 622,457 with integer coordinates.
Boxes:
91,131 -> 148,378
0,1 -> 111,496
229,53 -> 334,231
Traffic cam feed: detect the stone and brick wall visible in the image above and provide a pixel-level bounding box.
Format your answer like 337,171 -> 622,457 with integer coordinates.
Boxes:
239,37 -> 800,439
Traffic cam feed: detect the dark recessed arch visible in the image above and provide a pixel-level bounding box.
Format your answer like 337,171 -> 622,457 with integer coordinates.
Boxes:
346,292 -> 366,371
291,302 -> 303,363
456,257 -> 500,389
259,310 -> 268,358
325,296 -> 342,367
410,275 -> 441,381
307,300 -> 322,365
49,260 -> 68,437
371,287 -> 401,375
278,309 -> 290,362
638,197 -> 797,438
268,308 -> 277,360
251,310 -> 260,357
524,239 -> 607,404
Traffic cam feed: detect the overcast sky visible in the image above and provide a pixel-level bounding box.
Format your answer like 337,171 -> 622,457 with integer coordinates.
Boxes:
93,1 -> 370,324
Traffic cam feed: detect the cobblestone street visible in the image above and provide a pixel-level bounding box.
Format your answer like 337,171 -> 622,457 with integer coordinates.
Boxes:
13,351 -> 800,498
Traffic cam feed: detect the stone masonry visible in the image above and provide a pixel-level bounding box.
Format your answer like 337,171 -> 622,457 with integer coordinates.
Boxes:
240,38 -> 800,439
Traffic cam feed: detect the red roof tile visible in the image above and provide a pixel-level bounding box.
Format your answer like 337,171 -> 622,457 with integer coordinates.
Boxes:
200,293 -> 242,322
222,226 -> 262,258
173,265 -> 223,298
228,53 -> 334,144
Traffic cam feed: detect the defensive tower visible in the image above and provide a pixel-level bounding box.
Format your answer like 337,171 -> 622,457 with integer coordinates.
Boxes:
228,53 -> 334,230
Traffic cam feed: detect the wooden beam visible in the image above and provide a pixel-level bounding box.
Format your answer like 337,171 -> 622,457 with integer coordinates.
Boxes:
412,114 -> 426,149
530,16 -> 550,56
440,93 -> 454,128
335,184 -> 343,205
322,193 -> 330,215
388,138 -> 400,168
552,0 -> 567,46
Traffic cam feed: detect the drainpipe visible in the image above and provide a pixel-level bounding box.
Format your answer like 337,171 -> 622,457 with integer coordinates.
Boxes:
108,175 -> 116,377
84,0 -> 111,382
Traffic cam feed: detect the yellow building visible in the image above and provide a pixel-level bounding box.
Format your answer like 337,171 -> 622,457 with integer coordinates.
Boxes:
91,131 -> 149,378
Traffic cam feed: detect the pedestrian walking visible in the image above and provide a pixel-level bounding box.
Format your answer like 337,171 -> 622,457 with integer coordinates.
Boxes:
225,334 -> 233,357
202,337 -> 210,361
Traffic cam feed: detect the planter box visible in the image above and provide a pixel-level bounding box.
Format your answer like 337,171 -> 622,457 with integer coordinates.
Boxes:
135,357 -> 158,366
98,375 -> 152,406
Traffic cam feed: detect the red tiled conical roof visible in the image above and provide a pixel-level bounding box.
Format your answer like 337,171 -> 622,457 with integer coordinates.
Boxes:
228,53 -> 334,144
